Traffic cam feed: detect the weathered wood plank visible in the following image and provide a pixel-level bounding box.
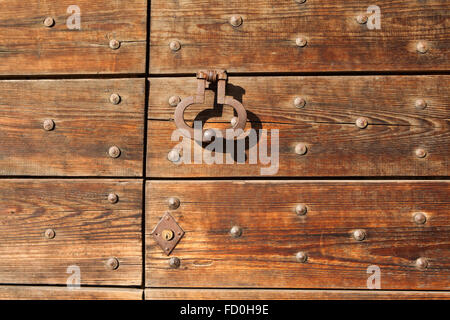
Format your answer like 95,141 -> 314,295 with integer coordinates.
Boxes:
0,79 -> 145,176
146,180 -> 450,290
0,179 -> 142,286
150,0 -> 449,73
0,286 -> 143,300
147,76 -> 449,177
145,289 -> 450,300
0,0 -> 147,75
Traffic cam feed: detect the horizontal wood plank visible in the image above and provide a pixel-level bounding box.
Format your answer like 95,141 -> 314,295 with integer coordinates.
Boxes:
150,0 -> 449,73
0,0 -> 147,75
0,286 -> 142,300
0,79 -> 145,176
147,76 -> 449,177
146,180 -> 450,290
145,289 -> 450,300
0,179 -> 142,286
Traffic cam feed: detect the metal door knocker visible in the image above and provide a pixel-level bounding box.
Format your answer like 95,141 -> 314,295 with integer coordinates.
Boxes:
173,70 -> 247,141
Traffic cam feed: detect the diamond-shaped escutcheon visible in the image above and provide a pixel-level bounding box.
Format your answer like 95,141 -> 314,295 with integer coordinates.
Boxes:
151,212 -> 185,255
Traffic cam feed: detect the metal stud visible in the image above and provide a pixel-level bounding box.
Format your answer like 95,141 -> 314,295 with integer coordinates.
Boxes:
43,119 -> 55,131
43,17 -> 55,27
353,229 -> 366,241
109,93 -> 121,105
415,257 -> 428,269
296,251 -> 308,263
355,117 -> 368,129
295,204 -> 308,216
413,212 -> 427,225
109,39 -> 121,50
415,99 -> 427,110
44,228 -> 56,239
108,146 -> 121,158
230,15 -> 243,27
415,148 -> 427,158
169,40 -> 181,52
230,226 -> 242,238
295,37 -> 307,47
294,97 -> 306,108
108,193 -> 119,204
169,257 -> 181,269
168,149 -> 181,163
416,41 -> 428,54
203,129 -> 215,141
356,15 -> 368,24
294,0 -> 307,3
162,229 -> 175,241
106,257 -> 120,270
168,197 -> 180,210
168,96 -> 181,107
295,143 -> 308,155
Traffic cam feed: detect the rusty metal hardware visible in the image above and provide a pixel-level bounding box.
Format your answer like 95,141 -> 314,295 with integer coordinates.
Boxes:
106,257 -> 120,270
295,251 -> 308,263
109,39 -> 120,50
415,148 -> 427,158
174,70 -> 247,141
108,145 -> 121,158
43,17 -> 55,27
151,212 -> 185,255
44,228 -> 56,239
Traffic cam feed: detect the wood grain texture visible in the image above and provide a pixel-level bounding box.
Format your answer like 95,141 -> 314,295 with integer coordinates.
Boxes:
0,179 -> 142,286
146,180 -> 450,290
145,289 -> 450,300
150,0 -> 449,73
0,79 -> 145,176
0,0 -> 147,75
0,286 -> 143,300
147,76 -> 449,177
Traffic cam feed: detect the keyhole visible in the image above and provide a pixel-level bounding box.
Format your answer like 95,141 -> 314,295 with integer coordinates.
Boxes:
162,229 -> 174,241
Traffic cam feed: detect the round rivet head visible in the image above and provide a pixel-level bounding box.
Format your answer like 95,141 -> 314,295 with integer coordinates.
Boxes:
43,17 -> 55,27
203,129 -> 215,141
294,97 -> 306,108
413,212 -> 427,225
109,93 -> 121,105
44,228 -> 55,239
109,39 -> 120,50
356,15 -> 368,24
353,229 -> 366,241
296,251 -> 308,263
415,257 -> 428,269
415,148 -> 427,158
230,15 -> 243,27
415,99 -> 427,110
168,96 -> 181,107
230,226 -> 242,238
106,257 -> 119,270
356,117 -> 368,129
295,37 -> 307,47
169,40 -> 181,52
108,193 -> 119,204
168,149 -> 181,163
295,204 -> 308,216
108,146 -> 121,158
168,197 -> 180,210
295,0 -> 307,3
169,257 -> 181,269
295,143 -> 308,155
416,41 -> 428,54
43,119 -> 55,131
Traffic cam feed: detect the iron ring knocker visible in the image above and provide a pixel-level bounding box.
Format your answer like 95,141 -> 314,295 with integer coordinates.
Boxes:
173,70 -> 247,141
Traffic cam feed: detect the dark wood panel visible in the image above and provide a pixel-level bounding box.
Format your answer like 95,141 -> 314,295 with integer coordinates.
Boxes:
150,0 -> 449,73
0,286 -> 142,300
147,76 -> 449,177
0,79 -> 145,176
145,289 -> 450,300
0,179 -> 142,286
0,0 -> 146,75
146,180 -> 450,290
